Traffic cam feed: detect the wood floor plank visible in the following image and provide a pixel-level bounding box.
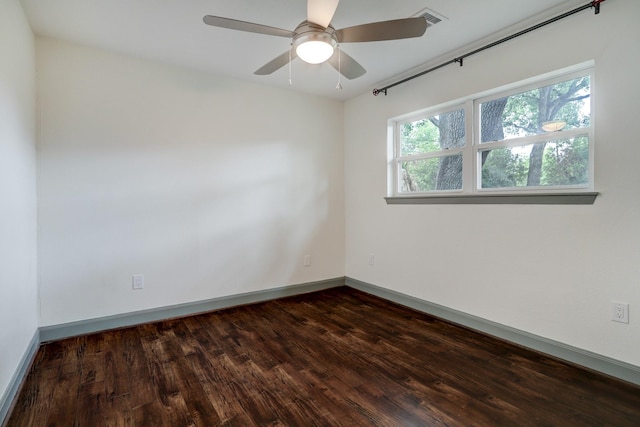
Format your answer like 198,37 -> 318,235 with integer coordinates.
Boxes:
4,365 -> 58,427
103,391 -> 135,427
139,335 -> 196,426
79,333 -> 105,385
43,337 -> 85,426
5,286 -> 640,426
75,380 -> 107,426
103,332 -> 131,400
159,331 -> 222,426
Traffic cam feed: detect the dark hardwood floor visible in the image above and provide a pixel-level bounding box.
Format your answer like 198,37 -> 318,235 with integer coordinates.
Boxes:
5,286 -> 640,426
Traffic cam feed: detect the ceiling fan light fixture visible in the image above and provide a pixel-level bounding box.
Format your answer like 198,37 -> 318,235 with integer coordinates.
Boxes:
542,120 -> 567,132
296,40 -> 334,64
293,24 -> 337,64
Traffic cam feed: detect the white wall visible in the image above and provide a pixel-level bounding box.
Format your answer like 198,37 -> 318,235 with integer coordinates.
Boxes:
0,0 -> 38,404
36,38 -> 345,326
345,0 -> 640,367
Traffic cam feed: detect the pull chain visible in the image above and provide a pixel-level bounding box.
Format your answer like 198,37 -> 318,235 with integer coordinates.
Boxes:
289,43 -> 293,86
336,45 -> 342,90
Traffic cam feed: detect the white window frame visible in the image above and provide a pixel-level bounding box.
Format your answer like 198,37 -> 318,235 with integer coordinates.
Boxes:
387,62 -> 597,204
392,102 -> 471,194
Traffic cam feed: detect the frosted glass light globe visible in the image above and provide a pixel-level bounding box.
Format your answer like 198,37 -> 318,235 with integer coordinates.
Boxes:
296,40 -> 334,64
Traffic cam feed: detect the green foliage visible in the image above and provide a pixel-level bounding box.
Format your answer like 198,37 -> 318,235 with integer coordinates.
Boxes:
481,148 -> 529,188
401,159 -> 438,192
501,76 -> 591,137
400,120 -> 441,191
541,137 -> 589,185
481,137 -> 589,189
400,120 -> 440,156
402,155 -> 463,192
501,94 -> 539,137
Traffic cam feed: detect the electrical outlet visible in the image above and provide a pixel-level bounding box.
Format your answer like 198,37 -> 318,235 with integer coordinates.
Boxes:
303,255 -> 311,267
368,254 -> 375,266
611,302 -> 629,324
132,274 -> 144,290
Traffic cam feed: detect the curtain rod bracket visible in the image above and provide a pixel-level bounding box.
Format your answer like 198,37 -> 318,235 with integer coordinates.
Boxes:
592,0 -> 604,14
373,88 -> 387,96
455,57 -> 464,67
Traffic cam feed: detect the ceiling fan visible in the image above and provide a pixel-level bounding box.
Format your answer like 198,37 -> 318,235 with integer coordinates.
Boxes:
203,0 -> 428,80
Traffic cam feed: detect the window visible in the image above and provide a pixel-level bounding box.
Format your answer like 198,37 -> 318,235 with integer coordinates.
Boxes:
398,106 -> 466,192
388,64 -> 595,203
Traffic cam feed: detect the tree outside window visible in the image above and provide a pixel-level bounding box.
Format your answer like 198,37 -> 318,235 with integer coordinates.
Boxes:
394,67 -> 592,195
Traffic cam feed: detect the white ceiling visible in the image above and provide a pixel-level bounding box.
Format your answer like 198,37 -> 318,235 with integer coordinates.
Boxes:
20,0 -> 585,100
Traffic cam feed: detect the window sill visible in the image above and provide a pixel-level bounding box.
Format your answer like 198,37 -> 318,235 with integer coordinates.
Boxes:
385,192 -> 598,205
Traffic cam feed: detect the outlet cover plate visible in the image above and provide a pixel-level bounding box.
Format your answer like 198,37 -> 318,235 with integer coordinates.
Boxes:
611,302 -> 629,324
132,274 -> 144,290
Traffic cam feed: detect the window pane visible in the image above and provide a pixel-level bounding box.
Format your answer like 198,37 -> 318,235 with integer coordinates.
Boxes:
480,75 -> 590,143
400,108 -> 465,156
400,154 -> 463,192
480,136 -> 589,188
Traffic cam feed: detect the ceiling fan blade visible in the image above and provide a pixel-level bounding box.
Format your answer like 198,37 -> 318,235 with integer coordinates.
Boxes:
254,49 -> 297,75
203,15 -> 294,38
336,17 -> 427,43
328,49 -> 366,80
307,0 -> 339,28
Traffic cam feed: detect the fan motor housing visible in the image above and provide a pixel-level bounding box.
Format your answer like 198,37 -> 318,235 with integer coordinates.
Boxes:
292,21 -> 338,51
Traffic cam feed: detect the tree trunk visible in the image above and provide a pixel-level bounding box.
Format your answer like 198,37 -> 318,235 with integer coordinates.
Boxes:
480,97 -> 508,166
433,109 -> 465,190
435,155 -> 463,190
526,143 -> 546,186
527,87 -> 552,186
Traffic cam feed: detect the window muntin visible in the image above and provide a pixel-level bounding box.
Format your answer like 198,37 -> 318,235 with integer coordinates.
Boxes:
390,65 -> 594,197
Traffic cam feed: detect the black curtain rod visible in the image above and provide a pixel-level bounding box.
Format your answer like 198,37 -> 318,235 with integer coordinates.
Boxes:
372,0 -> 605,96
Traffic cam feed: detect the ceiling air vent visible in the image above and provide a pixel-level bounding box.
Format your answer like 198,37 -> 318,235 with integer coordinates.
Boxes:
413,7 -> 447,27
